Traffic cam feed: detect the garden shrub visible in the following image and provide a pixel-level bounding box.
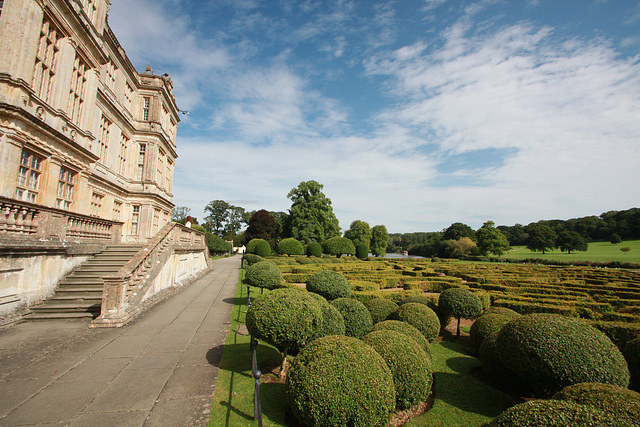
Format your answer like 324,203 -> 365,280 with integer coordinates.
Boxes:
363,298 -> 399,324
371,320 -> 431,358
307,292 -> 346,339
624,337 -> 640,388
484,399 -> 619,426
392,303 -> 441,342
438,287 -> 483,336
323,236 -> 356,257
481,306 -> 521,319
254,239 -> 272,257
244,260 -> 283,290
362,329 -> 433,410
306,242 -> 323,257
479,331 -> 520,387
246,288 -> 323,356
401,294 -> 438,312
552,382 -> 640,426
243,253 -> 264,266
277,237 -> 304,256
495,313 -> 630,396
350,280 -> 379,292
469,314 -> 513,352
286,335 -> 395,427
306,270 -> 351,301
246,238 -> 263,254
331,298 -> 373,338
355,243 -> 369,259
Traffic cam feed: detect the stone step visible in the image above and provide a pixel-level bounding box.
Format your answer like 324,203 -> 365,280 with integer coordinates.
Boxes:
56,287 -> 104,294
24,311 -> 96,320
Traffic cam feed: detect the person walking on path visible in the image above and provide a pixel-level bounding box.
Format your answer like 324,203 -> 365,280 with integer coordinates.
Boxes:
0,255 -> 242,426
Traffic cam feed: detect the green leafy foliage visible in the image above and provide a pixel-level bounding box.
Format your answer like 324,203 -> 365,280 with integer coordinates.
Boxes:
495,313 -> 630,396
363,298 -> 399,324
552,382 -> 640,426
479,332 -> 518,386
469,314 -> 513,352
482,307 -> 521,318
370,225 -> 389,257
371,320 -> 431,358
392,303 -> 441,342
306,242 -> 323,257
246,238 -> 271,256
438,287 -> 483,335
286,335 -> 395,427
485,399 -> 619,426
243,253 -> 263,266
344,220 -> 372,247
355,243 -> 369,259
362,330 -> 433,410
331,298 -> 373,338
323,236 -> 356,257
307,293 -> 346,340
204,232 -> 232,254
276,237 -> 304,256
244,261 -> 283,290
476,221 -> 510,256
288,180 -> 340,245
624,337 -> 640,388
306,270 -> 351,301
526,223 -> 557,254
556,230 -> 588,254
245,288 -> 323,356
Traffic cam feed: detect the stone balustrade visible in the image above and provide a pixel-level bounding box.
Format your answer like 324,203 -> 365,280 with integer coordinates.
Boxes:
0,196 -> 121,243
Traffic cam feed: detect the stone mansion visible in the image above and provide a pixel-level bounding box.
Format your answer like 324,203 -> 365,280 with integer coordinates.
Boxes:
0,0 -> 210,326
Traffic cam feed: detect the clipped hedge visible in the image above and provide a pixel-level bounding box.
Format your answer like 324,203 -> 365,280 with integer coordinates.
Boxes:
495,313 -> 630,396
484,399 -> 619,426
438,287 -> 483,334
624,337 -> 640,388
331,298 -> 373,339
392,303 -> 441,342
244,261 -> 283,290
479,331 -> 519,387
306,242 -> 323,257
277,237 -> 305,256
243,253 -> 264,266
552,382 -> 640,426
286,335 -> 395,427
307,292 -> 346,340
371,320 -> 431,358
363,298 -> 399,324
481,307 -> 521,319
355,243 -> 369,260
247,238 -> 271,256
362,330 -> 433,410
469,314 -> 513,352
306,270 -> 351,301
245,288 -> 323,356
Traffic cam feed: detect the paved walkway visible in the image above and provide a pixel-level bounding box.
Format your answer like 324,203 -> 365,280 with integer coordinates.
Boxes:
0,255 -> 242,427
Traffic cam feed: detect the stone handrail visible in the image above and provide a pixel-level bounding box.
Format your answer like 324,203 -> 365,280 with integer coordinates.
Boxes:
91,222 -> 209,327
0,196 -> 122,243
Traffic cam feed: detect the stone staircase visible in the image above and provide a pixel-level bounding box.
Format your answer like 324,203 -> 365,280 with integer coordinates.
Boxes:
24,245 -> 143,320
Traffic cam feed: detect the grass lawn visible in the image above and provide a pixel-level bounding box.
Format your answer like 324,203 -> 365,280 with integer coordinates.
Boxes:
405,339 -> 514,427
209,271 -> 516,426
503,239 -> 640,264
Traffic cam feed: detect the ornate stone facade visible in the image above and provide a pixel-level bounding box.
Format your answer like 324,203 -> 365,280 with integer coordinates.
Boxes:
0,0 -> 179,244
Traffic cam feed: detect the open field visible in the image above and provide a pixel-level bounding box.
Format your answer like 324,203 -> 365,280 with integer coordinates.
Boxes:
503,239 -> 640,264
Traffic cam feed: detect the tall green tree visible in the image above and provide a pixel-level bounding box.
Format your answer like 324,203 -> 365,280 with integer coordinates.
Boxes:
443,222 -> 476,241
171,206 -> 191,223
204,200 -> 231,236
225,206 -> 246,236
556,231 -> 588,254
370,225 -> 389,257
344,220 -> 371,247
287,180 -> 340,244
526,223 -> 557,254
476,221 -> 510,256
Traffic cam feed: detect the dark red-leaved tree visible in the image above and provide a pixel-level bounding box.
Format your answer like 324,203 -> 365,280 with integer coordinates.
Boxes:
245,209 -> 280,248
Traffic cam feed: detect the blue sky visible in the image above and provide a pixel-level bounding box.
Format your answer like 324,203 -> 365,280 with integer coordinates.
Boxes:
109,0 -> 640,233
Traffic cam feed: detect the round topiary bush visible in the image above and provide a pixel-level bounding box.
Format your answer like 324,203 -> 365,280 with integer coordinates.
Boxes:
484,399 -> 619,426
254,239 -> 271,257
479,331 -> 519,387
286,335 -> 396,427
307,292 -> 346,339
246,288 -> 323,356
624,337 -> 640,388
401,295 -> 438,312
277,238 -> 304,256
306,270 -> 351,301
243,253 -> 264,266
393,303 -> 441,342
372,320 -> 432,359
495,313 -> 630,396
469,314 -> 513,352
438,287 -> 483,336
362,329 -> 433,410
355,243 -> 369,259
363,298 -> 399,324
244,260 -> 283,290
323,236 -> 356,257
307,242 -> 323,257
331,298 -> 373,338
552,382 -> 640,426
481,306 -> 521,318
